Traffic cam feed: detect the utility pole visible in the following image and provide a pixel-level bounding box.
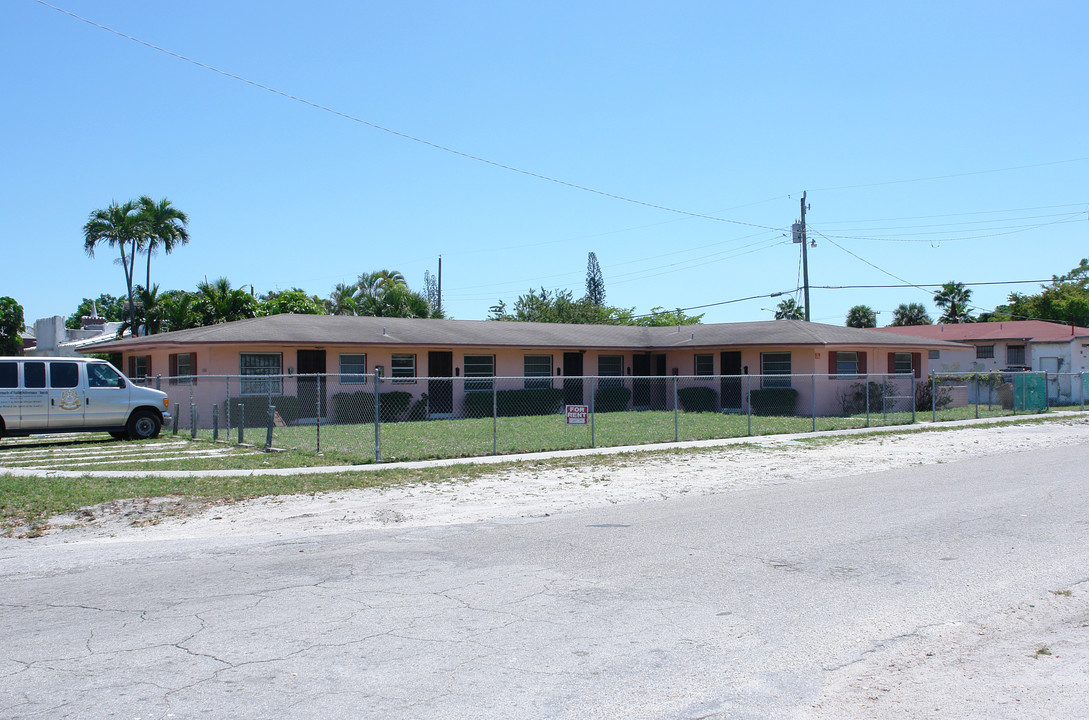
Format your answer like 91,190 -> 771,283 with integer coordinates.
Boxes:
437,255 -> 443,315
801,191 -> 810,321
792,191 -> 811,321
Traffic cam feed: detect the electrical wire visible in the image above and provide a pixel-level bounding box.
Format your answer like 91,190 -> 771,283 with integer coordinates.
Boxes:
35,0 -> 780,232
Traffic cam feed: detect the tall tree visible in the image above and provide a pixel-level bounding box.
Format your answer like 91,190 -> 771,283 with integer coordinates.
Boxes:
324,283 -> 359,315
585,252 -> 605,307
890,302 -> 933,326
933,281 -> 974,323
845,304 -> 877,328
157,290 -> 201,332
137,196 -> 189,294
774,298 -> 804,320
196,277 -> 258,325
0,296 -> 24,355
66,294 -> 126,329
259,289 -> 326,316
987,258 -> 1089,326
83,200 -> 143,332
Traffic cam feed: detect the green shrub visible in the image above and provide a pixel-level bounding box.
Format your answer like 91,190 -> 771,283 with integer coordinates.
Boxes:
594,386 -> 631,413
678,386 -> 718,412
330,390 -> 414,423
224,395 -> 301,427
749,388 -> 799,415
462,388 -> 564,418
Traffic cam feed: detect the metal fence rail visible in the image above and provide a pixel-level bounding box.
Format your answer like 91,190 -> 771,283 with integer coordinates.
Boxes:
930,371 -> 1086,421
127,371 -> 939,463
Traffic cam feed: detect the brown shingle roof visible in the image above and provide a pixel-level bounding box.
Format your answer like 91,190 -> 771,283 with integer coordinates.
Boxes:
84,315 -> 964,353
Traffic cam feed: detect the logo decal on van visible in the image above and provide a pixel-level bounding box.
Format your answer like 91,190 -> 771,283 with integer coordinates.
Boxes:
58,389 -> 82,411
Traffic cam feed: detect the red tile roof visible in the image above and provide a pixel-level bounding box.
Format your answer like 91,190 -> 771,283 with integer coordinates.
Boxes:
875,320 -> 1089,343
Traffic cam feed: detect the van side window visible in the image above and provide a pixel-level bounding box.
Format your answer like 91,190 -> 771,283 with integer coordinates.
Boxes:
0,362 -> 16,388
50,362 -> 80,389
88,364 -> 122,388
24,362 -> 46,388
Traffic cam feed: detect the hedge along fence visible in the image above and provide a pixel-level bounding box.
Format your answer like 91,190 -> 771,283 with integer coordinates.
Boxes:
748,388 -> 799,415
332,390 -> 414,424
463,388 -> 564,418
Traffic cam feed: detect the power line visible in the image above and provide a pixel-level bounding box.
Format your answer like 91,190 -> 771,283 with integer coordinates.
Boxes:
35,0 -> 779,232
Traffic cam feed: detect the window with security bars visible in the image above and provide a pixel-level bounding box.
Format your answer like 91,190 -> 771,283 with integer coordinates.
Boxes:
976,345 -> 995,359
463,354 -> 495,391
695,354 -> 714,376
761,352 -> 791,388
240,353 -> 282,395
339,353 -> 368,384
1006,345 -> 1026,365
391,354 -> 416,384
598,355 -> 623,388
524,354 -> 552,389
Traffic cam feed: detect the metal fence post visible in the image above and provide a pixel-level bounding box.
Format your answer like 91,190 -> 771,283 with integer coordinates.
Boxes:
316,374 -> 322,454
865,372 -> 870,427
155,375 -> 162,391
746,374 -> 752,436
590,375 -> 596,448
1044,371 -> 1050,411
374,371 -> 381,462
673,376 -> 679,443
811,374 -> 816,433
1081,372 -> 1085,412
212,404 -> 219,442
931,374 -> 936,423
492,380 -> 498,456
172,408 -> 179,435
225,377 -> 232,440
911,374 -> 916,424
190,404 -> 197,440
266,404 -> 274,449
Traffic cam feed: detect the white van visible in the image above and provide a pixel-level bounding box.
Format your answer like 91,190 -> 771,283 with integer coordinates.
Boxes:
0,357 -> 172,440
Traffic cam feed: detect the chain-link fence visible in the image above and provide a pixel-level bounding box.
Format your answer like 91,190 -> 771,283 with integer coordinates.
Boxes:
929,371 -> 1085,421
131,371 -> 931,463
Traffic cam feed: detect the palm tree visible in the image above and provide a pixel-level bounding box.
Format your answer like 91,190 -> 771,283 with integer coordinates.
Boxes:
83,200 -> 142,332
325,283 -> 358,315
890,302 -> 933,326
197,277 -> 257,325
137,196 -> 189,293
774,298 -> 804,320
933,281 -> 975,323
845,305 -> 877,328
158,290 -> 200,332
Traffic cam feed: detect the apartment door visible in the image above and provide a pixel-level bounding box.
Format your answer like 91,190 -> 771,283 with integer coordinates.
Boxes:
297,350 -> 326,419
428,351 -> 453,415
562,352 -> 584,406
720,351 -> 743,410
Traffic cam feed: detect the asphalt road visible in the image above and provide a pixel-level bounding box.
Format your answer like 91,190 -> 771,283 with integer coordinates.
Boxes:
2,444 -> 1087,719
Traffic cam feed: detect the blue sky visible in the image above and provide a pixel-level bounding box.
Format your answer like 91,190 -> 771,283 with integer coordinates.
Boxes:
3,1 -> 1087,329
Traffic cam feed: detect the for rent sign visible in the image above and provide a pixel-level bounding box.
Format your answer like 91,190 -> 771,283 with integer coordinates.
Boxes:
565,404 -> 589,425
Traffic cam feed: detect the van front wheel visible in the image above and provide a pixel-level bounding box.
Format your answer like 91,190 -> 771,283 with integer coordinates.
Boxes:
127,410 -> 161,440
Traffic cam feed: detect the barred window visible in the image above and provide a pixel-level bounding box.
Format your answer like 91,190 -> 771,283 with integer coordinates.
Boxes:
976,345 -> 994,359
339,353 -> 368,384
1007,345 -> 1026,365
524,354 -> 552,390
695,354 -> 714,376
391,354 -> 416,384
463,354 -> 495,392
761,352 -> 791,388
240,353 -> 282,395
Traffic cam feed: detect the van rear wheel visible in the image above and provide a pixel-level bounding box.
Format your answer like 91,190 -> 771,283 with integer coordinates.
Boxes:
127,410 -> 161,440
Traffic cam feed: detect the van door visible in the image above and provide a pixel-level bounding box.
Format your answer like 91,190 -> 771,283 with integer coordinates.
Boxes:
47,360 -> 85,428
85,362 -> 131,427
0,360 -> 20,430
20,361 -> 50,430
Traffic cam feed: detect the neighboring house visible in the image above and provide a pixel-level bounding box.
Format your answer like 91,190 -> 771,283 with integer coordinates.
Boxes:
83,315 -> 961,419
876,320 -> 1089,402
25,315 -> 124,358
